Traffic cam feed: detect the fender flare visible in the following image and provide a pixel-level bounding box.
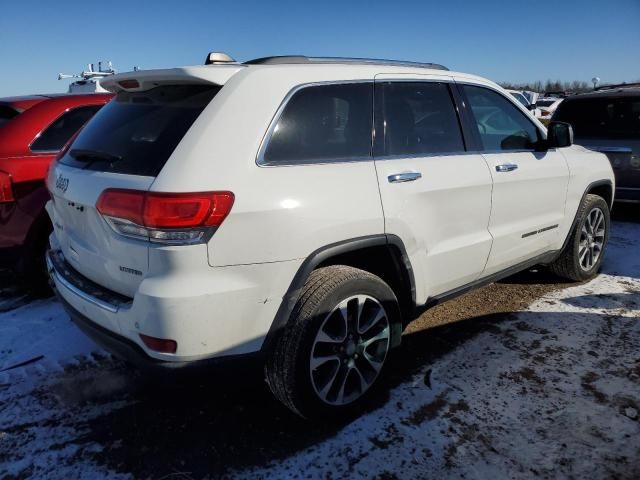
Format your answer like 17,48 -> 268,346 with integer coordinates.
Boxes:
557,179 -> 613,256
261,234 -> 415,354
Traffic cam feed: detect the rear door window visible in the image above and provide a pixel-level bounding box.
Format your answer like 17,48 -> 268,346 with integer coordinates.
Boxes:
262,83 -> 373,165
59,85 -> 220,176
374,82 -> 465,157
31,105 -> 102,152
463,85 -> 540,151
554,97 -> 640,139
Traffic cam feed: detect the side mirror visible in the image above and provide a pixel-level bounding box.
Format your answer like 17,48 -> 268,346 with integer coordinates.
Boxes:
547,121 -> 573,148
527,103 -> 537,111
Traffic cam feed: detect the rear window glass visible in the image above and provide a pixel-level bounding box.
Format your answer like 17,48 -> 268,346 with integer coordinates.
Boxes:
59,85 -> 219,176
375,82 -> 465,156
536,100 -> 557,107
554,97 -> 640,139
31,105 -> 102,152
0,105 -> 19,129
262,83 -> 373,165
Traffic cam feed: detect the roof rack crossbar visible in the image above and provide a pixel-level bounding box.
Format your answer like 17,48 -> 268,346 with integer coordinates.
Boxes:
244,55 -> 448,71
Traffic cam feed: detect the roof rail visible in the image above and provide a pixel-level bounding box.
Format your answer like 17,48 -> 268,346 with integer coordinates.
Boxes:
244,55 -> 449,71
595,82 -> 640,91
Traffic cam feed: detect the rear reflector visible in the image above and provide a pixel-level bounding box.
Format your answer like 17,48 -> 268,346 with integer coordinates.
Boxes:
0,171 -> 14,203
139,334 -> 178,354
96,189 -> 234,244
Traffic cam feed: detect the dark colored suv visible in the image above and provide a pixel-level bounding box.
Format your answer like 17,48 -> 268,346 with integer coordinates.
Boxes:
553,86 -> 640,203
0,93 -> 112,289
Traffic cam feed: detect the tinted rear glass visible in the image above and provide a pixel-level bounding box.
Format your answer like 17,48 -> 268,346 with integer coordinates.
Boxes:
554,96 -> 640,139
375,82 -> 465,156
262,83 -> 373,165
0,105 -> 19,129
537,100 -> 557,107
31,105 -> 102,152
59,85 -> 219,176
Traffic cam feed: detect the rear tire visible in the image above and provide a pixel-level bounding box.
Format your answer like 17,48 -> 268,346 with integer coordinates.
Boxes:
549,194 -> 609,282
17,217 -> 53,297
265,265 -> 401,419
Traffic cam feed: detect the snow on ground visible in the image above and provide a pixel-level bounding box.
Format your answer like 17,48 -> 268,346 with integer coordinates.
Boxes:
240,221 -> 640,479
0,221 -> 638,479
0,299 -> 97,372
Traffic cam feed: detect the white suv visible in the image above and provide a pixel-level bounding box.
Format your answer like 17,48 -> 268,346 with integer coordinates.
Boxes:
46,55 -> 615,418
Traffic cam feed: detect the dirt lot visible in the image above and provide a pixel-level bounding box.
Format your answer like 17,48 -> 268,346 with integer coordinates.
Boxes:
0,206 -> 638,479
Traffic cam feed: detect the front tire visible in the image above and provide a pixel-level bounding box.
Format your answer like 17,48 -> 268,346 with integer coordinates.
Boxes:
550,194 -> 610,282
265,265 -> 401,419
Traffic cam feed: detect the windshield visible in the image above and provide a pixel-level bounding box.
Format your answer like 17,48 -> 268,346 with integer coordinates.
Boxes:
554,96 -> 640,139
59,85 -> 220,176
509,92 -> 529,107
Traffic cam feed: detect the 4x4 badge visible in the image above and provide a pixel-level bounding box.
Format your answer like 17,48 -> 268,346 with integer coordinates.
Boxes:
55,174 -> 69,193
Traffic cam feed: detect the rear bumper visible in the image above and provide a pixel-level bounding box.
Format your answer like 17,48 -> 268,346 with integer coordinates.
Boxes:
46,247 -> 301,365
56,293 -> 258,370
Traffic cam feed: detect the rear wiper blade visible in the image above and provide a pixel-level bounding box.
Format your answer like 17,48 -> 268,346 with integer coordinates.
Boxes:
69,149 -> 123,163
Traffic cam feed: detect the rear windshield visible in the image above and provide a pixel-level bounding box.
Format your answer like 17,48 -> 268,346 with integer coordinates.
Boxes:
59,85 -> 220,176
536,100 -> 557,107
554,96 -> 640,139
0,105 -> 19,129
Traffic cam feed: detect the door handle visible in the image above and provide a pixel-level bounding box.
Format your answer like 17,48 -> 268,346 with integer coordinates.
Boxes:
388,172 -> 422,183
495,163 -> 518,172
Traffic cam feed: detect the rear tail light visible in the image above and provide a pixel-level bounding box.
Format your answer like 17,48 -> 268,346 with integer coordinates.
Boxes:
0,171 -> 15,204
139,334 -> 177,354
96,189 -> 234,245
540,110 -> 550,117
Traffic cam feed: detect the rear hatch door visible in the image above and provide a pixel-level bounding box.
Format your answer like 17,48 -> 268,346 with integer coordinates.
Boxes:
48,77 -> 229,297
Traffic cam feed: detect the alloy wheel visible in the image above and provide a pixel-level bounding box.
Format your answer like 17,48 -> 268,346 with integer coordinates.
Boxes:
579,207 -> 606,271
309,294 -> 390,406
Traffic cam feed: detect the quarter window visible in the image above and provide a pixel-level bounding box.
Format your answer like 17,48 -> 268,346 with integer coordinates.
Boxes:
31,105 -> 102,152
463,85 -> 540,151
375,82 -> 465,157
0,105 -> 19,129
262,83 -> 373,165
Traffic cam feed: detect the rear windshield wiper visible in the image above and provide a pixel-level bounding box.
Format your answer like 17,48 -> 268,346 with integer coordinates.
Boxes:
69,149 -> 124,170
69,149 -> 123,163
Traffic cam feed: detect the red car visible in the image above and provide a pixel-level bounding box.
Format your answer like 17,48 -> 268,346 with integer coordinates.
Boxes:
0,92 -> 112,290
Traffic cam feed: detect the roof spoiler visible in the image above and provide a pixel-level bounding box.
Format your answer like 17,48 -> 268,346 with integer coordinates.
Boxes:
100,65 -> 244,93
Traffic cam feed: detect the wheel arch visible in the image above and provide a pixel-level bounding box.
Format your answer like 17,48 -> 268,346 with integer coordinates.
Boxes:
558,179 -> 613,256
262,234 -> 416,354
586,180 -> 614,209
